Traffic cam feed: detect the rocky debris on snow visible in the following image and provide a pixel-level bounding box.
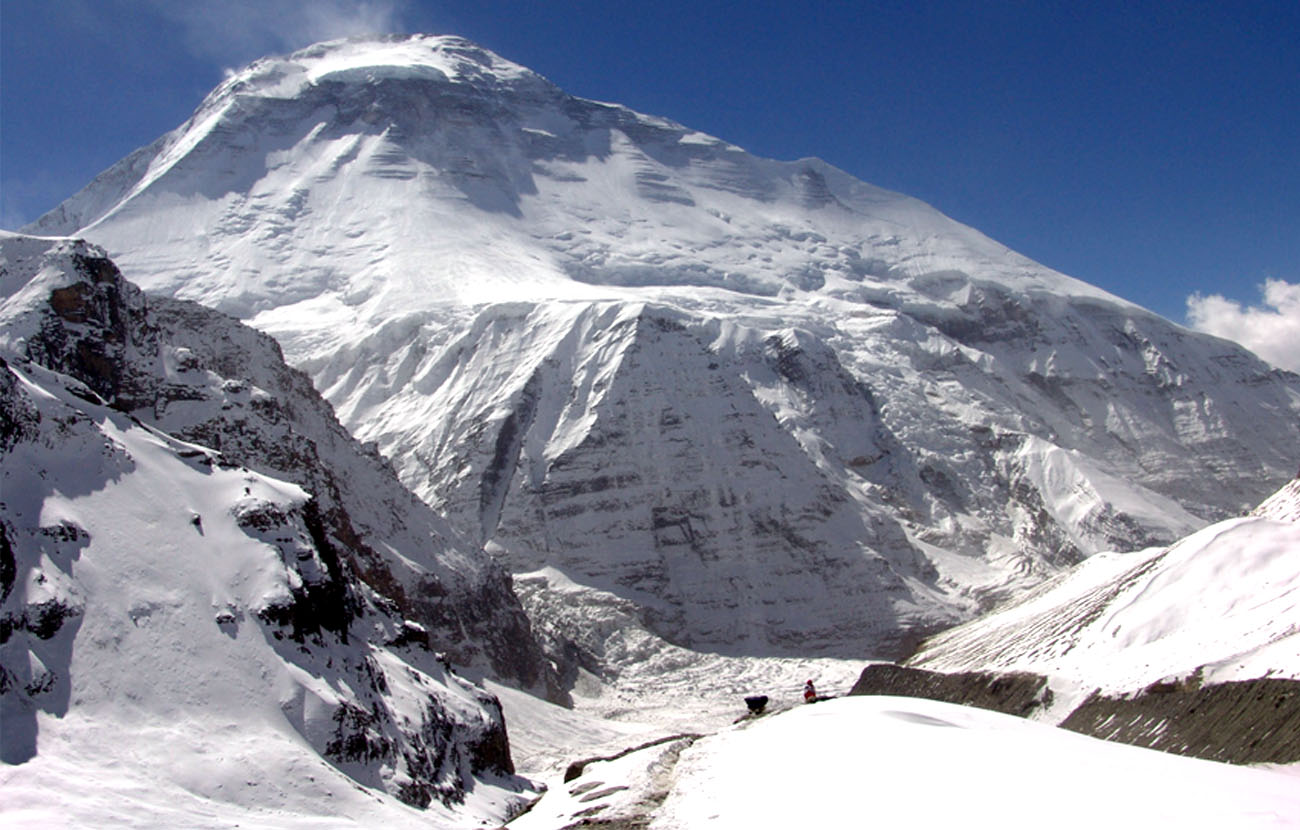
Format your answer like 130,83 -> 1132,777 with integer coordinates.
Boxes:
508,734 -> 700,830
1252,477 -> 1300,522
562,733 -> 704,783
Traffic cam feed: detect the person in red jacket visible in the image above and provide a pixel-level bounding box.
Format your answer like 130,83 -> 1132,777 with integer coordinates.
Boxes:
803,679 -> 817,703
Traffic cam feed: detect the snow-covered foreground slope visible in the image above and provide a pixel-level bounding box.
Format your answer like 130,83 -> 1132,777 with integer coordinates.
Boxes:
0,234 -> 539,824
27,34 -> 1300,665
505,695 -> 1300,829
652,697 -> 1300,829
909,476 -> 1300,695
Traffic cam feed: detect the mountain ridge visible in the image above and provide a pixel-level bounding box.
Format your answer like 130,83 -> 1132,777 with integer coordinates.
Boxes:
0,232 -> 545,822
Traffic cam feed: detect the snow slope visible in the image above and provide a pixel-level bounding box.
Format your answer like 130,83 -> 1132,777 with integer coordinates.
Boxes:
909,476 -> 1300,694
498,692 -> 1300,829
26,34 -> 1300,665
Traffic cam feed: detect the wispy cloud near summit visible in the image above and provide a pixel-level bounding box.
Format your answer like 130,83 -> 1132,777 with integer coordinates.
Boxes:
144,0 -> 413,66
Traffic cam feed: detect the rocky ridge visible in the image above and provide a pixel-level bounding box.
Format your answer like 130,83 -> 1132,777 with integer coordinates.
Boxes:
0,233 -> 543,819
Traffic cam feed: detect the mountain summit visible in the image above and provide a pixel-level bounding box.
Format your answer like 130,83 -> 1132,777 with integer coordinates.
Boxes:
27,34 -> 1300,665
29,33 -> 1126,325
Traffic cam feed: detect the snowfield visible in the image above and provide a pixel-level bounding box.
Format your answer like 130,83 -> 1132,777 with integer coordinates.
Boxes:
503,693 -> 1300,829
0,722 -> 479,830
649,696 -> 1300,829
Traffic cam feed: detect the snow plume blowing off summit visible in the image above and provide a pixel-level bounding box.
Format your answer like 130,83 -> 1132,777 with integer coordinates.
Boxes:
24,34 -> 1300,673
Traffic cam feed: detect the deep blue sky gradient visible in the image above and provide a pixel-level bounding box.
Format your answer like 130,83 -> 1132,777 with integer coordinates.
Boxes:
2,0 -> 1297,323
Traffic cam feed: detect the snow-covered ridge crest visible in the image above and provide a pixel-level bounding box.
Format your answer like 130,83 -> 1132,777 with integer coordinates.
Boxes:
288,33 -> 545,88
204,34 -> 553,116
909,475 -> 1300,693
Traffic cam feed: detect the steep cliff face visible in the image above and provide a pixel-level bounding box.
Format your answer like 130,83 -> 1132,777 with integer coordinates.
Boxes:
337,301 -> 954,658
331,293 -> 1256,657
26,34 -> 1300,662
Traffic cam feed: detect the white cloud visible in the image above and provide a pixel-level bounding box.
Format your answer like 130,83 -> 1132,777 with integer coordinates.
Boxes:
143,0 -> 413,65
1187,279 -> 1300,373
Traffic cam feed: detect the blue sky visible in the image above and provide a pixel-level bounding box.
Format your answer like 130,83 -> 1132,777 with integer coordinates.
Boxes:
2,0 -> 1297,365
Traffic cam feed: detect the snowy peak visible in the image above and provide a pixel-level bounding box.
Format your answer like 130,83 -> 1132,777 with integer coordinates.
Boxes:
27,34 -> 556,248
242,33 -> 550,97
25,32 -> 1123,330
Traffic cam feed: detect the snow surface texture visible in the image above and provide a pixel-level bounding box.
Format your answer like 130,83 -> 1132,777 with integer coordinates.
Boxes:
648,697 -> 1300,829
0,234 -> 535,825
27,34 -> 1300,664
909,476 -> 1300,698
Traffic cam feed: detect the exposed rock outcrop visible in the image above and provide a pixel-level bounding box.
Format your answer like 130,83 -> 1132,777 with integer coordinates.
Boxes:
848,663 -> 1052,718
1059,676 -> 1300,765
849,663 -> 1300,766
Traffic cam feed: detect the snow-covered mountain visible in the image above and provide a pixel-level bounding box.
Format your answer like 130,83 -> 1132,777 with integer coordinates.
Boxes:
0,233 -> 541,823
27,34 -> 1300,665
